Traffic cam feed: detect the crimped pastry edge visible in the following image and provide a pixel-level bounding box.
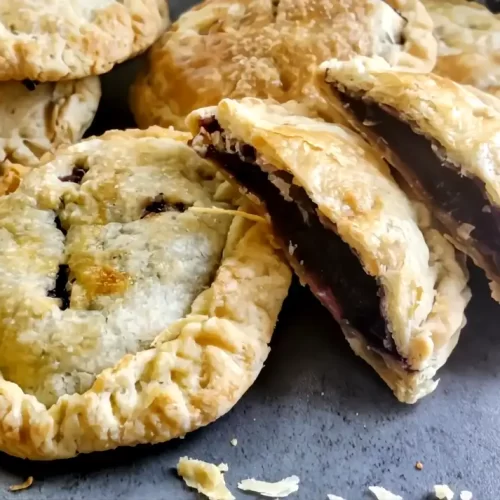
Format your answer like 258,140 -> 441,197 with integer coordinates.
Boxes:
0,127 -> 292,460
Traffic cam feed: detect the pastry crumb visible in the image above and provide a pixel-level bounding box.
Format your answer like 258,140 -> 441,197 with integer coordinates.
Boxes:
434,484 -> 454,499
230,438 -> 238,446
415,461 -> 423,470
460,491 -> 472,500
238,475 -> 299,497
327,494 -> 346,500
9,476 -> 34,492
177,457 -> 234,500
368,486 -> 403,500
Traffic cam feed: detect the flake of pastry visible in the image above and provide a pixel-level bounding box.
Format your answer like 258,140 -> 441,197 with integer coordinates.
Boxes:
459,491 -> 473,500
415,461 -> 424,470
8,476 -> 34,492
434,484 -> 455,499
177,457 -> 235,500
230,438 -> 238,446
368,486 -> 403,500
237,475 -> 300,497
422,0 -> 500,98
131,0 -> 437,131
321,56 -> 500,302
188,97 -> 470,404
327,495 -> 346,500
0,127 -> 291,460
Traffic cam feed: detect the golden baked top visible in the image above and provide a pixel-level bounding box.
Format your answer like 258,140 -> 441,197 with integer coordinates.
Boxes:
131,0 -> 436,131
422,0 -> 500,97
0,0 -> 169,81
0,127 -> 291,459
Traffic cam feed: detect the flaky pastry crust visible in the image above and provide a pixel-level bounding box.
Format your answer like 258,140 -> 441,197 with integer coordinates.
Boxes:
187,98 -> 470,403
0,127 -> 291,459
0,78 -> 101,167
320,56 -> 500,300
131,0 -> 436,131
422,0 -> 500,98
0,0 -> 169,81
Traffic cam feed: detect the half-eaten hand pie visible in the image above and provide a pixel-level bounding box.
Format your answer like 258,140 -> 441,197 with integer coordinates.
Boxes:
187,98 -> 470,404
320,56 -> 500,301
0,127 -> 291,459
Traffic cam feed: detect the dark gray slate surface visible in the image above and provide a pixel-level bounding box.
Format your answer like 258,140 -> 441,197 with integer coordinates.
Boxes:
1,1 -> 499,499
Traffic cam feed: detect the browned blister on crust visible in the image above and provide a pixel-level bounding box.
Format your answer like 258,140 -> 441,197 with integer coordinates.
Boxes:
0,127 -> 291,459
320,56 -> 500,302
131,0 -> 436,131
187,98 -> 470,404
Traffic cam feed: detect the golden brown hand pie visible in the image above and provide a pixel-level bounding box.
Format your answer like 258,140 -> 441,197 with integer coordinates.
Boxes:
320,56 -> 500,302
0,0 -> 169,81
0,78 -> 101,167
0,127 -> 291,459
422,0 -> 500,98
187,98 -> 470,404
131,0 -> 436,131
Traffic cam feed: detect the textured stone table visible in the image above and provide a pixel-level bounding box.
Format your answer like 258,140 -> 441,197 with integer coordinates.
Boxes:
0,1 -> 498,499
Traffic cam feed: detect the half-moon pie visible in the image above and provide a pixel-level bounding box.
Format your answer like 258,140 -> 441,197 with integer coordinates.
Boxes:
131,0 -> 436,131
320,56 -> 500,301
0,127 -> 291,459
187,98 -> 470,404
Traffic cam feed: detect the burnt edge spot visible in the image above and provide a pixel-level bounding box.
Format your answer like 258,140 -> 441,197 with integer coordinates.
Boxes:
47,264 -> 70,310
59,162 -> 89,184
21,79 -> 40,91
196,119 -> 403,363
141,194 -> 187,218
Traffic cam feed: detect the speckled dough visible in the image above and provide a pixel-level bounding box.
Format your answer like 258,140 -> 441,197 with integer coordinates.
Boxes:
422,0 -> 500,98
187,98 -> 470,403
320,56 -> 500,302
131,0 -> 436,131
0,78 -> 101,168
0,0 -> 170,81
0,127 -> 291,459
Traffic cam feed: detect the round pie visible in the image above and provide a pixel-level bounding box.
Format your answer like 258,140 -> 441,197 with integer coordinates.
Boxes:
0,127 -> 291,459
422,0 -> 500,97
0,78 -> 101,171
0,0 -> 170,81
131,0 -> 436,131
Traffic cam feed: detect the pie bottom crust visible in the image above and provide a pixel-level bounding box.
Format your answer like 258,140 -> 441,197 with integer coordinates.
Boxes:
0,202 -> 291,460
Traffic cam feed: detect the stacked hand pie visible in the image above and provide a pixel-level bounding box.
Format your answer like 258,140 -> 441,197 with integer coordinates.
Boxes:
0,0 -> 169,185
1,0 -> 499,461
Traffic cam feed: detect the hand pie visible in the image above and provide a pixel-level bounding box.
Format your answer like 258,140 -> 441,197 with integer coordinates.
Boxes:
0,78 -> 100,168
0,0 -> 169,81
0,127 -> 291,459
421,0 -> 500,98
131,0 -> 436,131
187,98 -> 470,404
320,56 -> 500,301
